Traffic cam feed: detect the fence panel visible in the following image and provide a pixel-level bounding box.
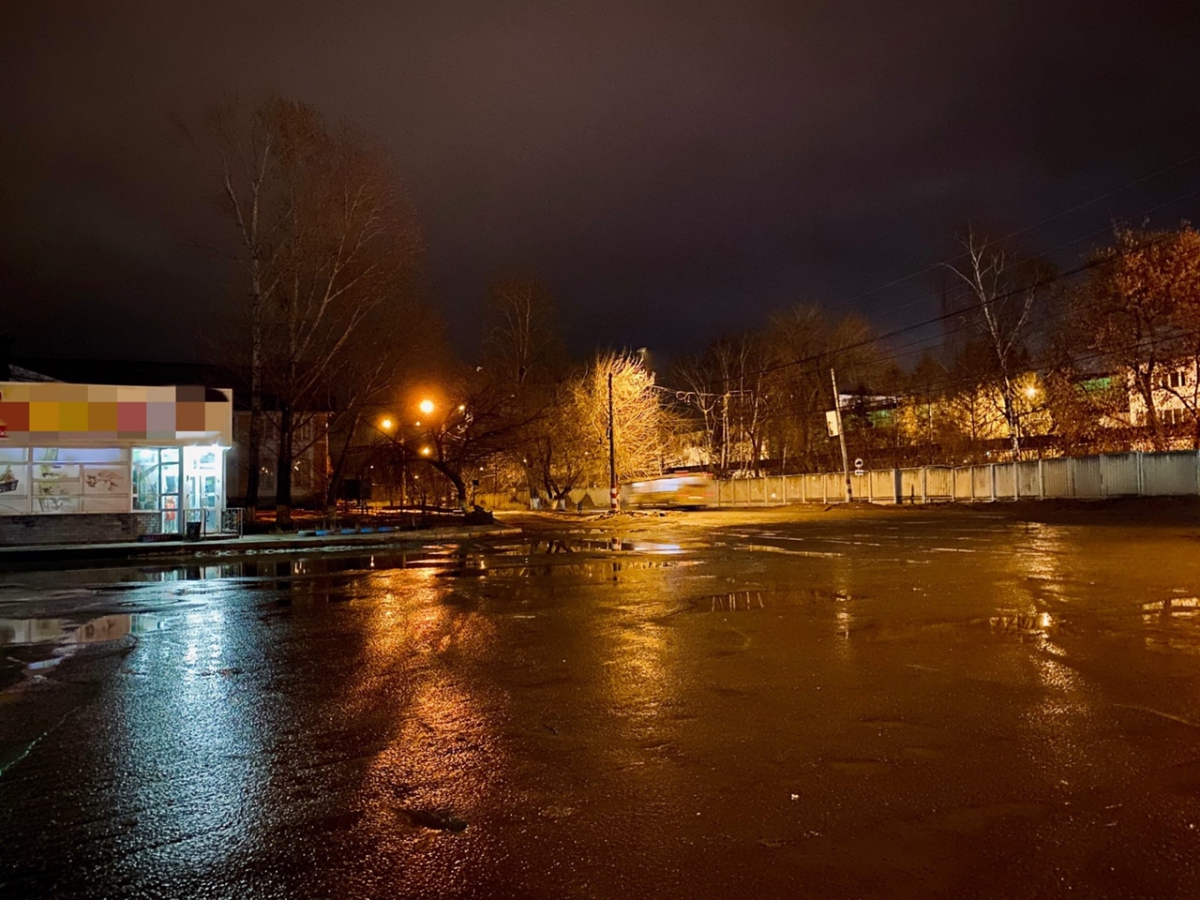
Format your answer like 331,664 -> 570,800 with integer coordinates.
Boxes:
971,465 -> 993,500
1100,453 -> 1140,496
994,464 -> 1016,499
953,468 -> 972,500
783,475 -> 805,502
804,474 -> 825,503
1072,456 -> 1104,498
899,468 -> 923,503
926,467 -> 953,500
1016,461 -> 1040,498
1141,451 -> 1199,496
868,470 -> 895,503
825,472 -> 846,502
734,480 -> 752,505
850,472 -> 869,501
1040,458 -> 1071,497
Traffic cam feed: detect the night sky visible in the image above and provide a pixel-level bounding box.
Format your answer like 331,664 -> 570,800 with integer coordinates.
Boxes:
3,1 -> 1199,367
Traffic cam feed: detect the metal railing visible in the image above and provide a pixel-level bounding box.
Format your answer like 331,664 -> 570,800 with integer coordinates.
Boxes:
181,507 -> 244,538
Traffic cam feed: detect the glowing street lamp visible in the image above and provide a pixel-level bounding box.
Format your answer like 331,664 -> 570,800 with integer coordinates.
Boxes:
420,446 -> 432,457
419,399 -> 435,416
380,417 -> 394,431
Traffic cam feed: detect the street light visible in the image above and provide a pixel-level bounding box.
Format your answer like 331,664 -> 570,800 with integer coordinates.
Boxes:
421,446 -> 432,457
419,399 -> 435,416
380,417 -> 394,431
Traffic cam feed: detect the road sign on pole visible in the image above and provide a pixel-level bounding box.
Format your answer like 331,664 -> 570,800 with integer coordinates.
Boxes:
825,410 -> 840,438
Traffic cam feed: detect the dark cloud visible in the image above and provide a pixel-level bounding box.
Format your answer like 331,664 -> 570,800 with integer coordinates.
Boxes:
3,1 -> 1199,364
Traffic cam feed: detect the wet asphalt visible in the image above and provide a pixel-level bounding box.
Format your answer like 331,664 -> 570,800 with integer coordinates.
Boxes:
3,505 -> 1200,899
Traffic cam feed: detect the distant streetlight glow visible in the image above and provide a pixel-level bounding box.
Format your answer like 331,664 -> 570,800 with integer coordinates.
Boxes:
1024,386 -> 1037,398
380,417 -> 394,430
419,399 -> 435,415
420,446 -> 432,456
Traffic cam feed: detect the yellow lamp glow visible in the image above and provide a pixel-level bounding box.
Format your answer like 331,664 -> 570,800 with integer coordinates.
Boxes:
419,399 -> 435,415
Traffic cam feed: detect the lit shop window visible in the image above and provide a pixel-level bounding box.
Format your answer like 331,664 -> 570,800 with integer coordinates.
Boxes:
28,448 -> 131,514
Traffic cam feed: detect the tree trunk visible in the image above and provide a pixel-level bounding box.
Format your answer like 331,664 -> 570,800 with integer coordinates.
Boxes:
244,327 -> 263,523
244,404 -> 261,524
1137,373 -> 1166,451
325,410 -> 361,508
449,471 -> 467,511
276,404 -> 294,529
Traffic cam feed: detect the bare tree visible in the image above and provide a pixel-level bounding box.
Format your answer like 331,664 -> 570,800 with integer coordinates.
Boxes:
525,381 -> 593,504
478,272 -> 571,499
481,273 -> 563,394
672,334 -> 770,475
418,374 -> 542,510
207,98 -> 287,522
322,299 -> 446,507
942,229 -> 1053,459
760,306 -> 880,472
671,355 -> 725,469
209,96 -> 422,526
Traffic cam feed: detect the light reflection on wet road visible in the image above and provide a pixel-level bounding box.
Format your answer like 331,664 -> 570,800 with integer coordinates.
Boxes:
3,507 -> 1200,898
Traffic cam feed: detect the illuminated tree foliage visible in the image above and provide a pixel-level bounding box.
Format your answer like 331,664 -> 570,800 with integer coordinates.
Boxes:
573,351 -> 669,485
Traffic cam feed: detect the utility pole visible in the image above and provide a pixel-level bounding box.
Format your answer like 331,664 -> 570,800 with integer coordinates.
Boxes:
831,368 -> 852,502
608,369 -> 618,512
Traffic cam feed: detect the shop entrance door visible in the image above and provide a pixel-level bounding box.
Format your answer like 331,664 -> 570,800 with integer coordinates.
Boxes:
159,448 -> 181,535
183,447 -> 223,533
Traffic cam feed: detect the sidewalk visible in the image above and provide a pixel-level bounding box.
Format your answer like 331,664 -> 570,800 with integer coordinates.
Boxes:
0,524 -> 522,567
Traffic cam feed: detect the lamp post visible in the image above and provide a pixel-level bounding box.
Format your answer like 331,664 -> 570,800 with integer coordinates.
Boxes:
608,369 -> 617,512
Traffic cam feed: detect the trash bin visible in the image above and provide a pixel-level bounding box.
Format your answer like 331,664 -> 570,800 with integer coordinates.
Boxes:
185,521 -> 202,542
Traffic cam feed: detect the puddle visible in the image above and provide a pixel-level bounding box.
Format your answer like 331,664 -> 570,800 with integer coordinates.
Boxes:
0,613 -> 162,647
1,538 -> 692,598
436,558 -> 690,580
1142,596 -> 1200,618
398,807 -> 468,832
0,612 -> 165,692
691,588 -> 853,612
988,612 -> 1055,635
715,541 -> 842,559
489,538 -> 687,555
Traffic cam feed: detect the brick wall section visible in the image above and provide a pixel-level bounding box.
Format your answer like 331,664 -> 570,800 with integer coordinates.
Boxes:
0,512 -> 162,545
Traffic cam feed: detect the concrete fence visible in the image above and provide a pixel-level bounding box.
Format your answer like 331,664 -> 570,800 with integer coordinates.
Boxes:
712,450 -> 1200,506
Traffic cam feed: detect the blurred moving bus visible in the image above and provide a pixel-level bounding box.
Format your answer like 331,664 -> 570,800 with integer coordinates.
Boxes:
621,473 -> 716,509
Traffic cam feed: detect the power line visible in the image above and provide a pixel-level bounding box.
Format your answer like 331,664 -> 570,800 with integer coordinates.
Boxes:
811,150 -> 1200,318
683,224 -> 1194,394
